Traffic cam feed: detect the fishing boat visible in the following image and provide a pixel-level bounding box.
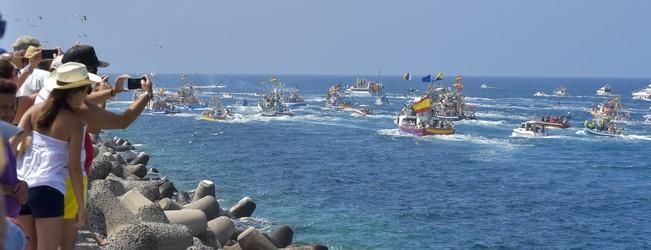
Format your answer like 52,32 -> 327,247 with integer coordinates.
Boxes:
584,118 -> 623,137
345,106 -> 372,117
395,96 -> 455,136
533,90 -> 547,97
258,89 -> 293,116
282,88 -> 306,107
176,86 -> 207,110
589,97 -> 630,121
200,96 -> 232,121
344,78 -> 384,97
428,77 -> 475,121
148,99 -> 180,114
553,85 -> 567,96
511,121 -> 547,138
540,114 -> 571,128
632,84 -> 651,101
596,84 -> 612,96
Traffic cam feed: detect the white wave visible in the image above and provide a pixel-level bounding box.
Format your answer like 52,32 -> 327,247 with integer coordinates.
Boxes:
457,119 -> 508,127
377,128 -> 412,137
465,97 -> 494,102
474,112 -> 529,121
621,134 -> 651,141
193,84 -> 226,89
234,217 -> 274,233
170,113 -> 198,118
132,144 -> 144,147
366,114 -> 395,120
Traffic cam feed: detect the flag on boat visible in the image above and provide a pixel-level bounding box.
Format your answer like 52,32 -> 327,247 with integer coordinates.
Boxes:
412,96 -> 431,113
402,72 -> 412,80
434,72 -> 444,81
453,75 -> 464,90
422,75 -> 431,82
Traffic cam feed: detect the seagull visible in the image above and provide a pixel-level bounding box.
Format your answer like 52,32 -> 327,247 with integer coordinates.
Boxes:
38,16 -> 43,20
81,15 -> 87,21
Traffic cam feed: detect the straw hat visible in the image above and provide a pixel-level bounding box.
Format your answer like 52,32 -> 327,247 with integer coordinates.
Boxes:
45,62 -> 101,90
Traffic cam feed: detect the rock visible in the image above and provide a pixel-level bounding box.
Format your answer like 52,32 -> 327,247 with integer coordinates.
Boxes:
159,198 -> 184,210
107,174 -> 161,201
192,180 -> 216,202
270,225 -> 293,248
184,195 -> 220,220
89,157 -> 112,181
92,145 -> 99,157
206,216 -> 235,247
114,153 -> 127,165
177,191 -> 193,205
88,179 -> 135,236
130,152 -> 150,166
150,167 -> 160,173
223,242 -> 242,250
108,222 -> 193,250
188,236 -> 218,250
119,190 -> 169,223
159,179 -> 177,199
196,230 -> 221,249
237,227 -> 277,250
125,164 -> 148,179
164,209 -> 207,236
120,150 -> 138,162
229,197 -> 256,218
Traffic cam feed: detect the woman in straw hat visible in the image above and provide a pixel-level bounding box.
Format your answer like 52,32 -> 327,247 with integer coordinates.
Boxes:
11,62 -> 98,250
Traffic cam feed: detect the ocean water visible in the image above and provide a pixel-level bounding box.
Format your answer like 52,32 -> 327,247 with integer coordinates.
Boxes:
105,74 -> 651,249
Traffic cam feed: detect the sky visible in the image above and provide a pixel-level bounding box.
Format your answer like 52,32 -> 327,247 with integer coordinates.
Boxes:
1,0 -> 651,77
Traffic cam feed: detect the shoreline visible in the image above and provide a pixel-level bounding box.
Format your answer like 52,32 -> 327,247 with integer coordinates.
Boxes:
78,135 -> 328,249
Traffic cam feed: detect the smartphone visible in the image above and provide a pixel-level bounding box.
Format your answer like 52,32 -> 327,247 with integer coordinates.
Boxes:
127,78 -> 143,89
40,49 -> 57,60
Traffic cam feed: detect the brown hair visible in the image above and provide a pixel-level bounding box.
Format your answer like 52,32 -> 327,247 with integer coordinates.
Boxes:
36,85 -> 88,130
0,58 -> 16,79
0,78 -> 17,95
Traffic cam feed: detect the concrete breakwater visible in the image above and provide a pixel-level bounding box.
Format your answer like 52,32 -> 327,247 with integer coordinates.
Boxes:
83,135 -> 329,250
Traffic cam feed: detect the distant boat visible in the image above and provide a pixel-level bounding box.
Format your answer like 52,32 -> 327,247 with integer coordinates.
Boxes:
596,84 -> 612,96
480,83 -> 489,89
511,121 -> 547,138
632,83 -> 651,101
344,78 -> 384,97
375,95 -> 389,105
553,85 -> 567,96
533,91 -> 546,97
344,106 -> 372,117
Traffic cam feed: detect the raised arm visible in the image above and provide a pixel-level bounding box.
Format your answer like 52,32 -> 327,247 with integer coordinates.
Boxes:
76,74 -> 152,130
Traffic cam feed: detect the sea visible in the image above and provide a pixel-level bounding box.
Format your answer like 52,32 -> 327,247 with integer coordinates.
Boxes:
105,74 -> 651,249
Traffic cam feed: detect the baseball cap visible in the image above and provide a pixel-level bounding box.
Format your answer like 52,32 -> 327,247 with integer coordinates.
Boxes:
12,36 -> 41,52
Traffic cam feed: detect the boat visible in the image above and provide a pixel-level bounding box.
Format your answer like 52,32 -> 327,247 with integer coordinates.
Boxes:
395,97 -> 455,136
584,118 -> 623,137
428,77 -> 475,121
511,121 -> 547,138
375,95 -> 389,105
345,106 -> 372,117
258,88 -> 293,117
200,96 -> 232,121
176,86 -> 207,110
222,93 -> 234,99
596,84 -> 612,96
589,97 -> 630,121
632,84 -> 651,101
344,78 -> 384,97
539,114 -> 571,128
480,83 -> 489,89
553,85 -> 567,96
533,90 -> 546,97
282,88 -> 306,107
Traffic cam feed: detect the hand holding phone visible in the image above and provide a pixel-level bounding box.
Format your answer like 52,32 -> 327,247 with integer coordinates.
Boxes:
40,49 -> 57,60
127,77 -> 144,89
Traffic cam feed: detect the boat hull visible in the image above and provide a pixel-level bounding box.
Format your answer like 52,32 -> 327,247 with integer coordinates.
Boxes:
261,112 -> 294,117
511,129 -> 546,138
583,128 -> 620,137
200,115 -> 227,121
284,102 -> 307,108
399,126 -> 455,136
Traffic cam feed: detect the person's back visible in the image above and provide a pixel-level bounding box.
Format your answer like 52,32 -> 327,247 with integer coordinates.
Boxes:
14,62 -> 96,250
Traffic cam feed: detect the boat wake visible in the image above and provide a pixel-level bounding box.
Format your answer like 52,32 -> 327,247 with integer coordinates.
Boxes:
456,119 -> 508,127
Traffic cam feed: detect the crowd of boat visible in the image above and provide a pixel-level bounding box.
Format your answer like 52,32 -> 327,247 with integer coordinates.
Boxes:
135,76 -> 651,139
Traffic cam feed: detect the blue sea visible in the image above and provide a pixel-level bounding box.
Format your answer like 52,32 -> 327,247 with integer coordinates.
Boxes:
106,74 -> 651,249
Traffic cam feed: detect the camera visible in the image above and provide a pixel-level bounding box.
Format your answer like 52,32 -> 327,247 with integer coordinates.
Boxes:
127,78 -> 144,89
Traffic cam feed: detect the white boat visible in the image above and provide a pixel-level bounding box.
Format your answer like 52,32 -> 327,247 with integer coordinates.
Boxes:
344,78 -> 384,97
596,84 -> 612,96
344,106 -> 372,117
282,88 -> 306,107
632,84 -> 651,101
533,91 -> 546,97
511,121 -> 547,138
553,85 -> 567,96
480,83 -> 489,89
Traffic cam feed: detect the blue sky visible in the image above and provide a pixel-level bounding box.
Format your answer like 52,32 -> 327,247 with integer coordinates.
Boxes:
1,0 -> 650,77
